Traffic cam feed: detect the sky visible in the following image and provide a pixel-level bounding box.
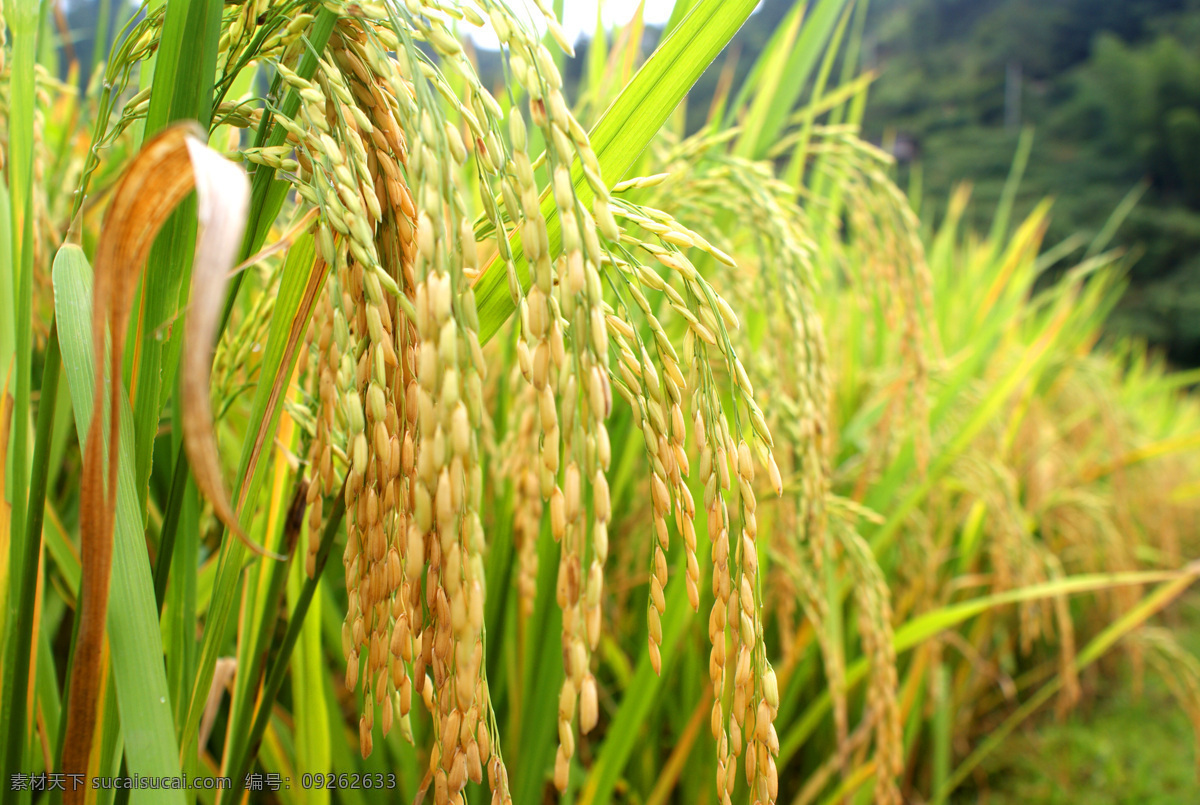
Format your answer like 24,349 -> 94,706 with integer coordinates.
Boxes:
467,0 -> 678,50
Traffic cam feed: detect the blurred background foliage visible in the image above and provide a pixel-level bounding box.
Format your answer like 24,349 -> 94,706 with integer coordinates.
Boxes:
549,0 -> 1200,366
857,0 -> 1200,366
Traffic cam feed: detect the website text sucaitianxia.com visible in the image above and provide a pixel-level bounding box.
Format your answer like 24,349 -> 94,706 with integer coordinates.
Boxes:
9,774 -> 231,791
9,772 -> 399,792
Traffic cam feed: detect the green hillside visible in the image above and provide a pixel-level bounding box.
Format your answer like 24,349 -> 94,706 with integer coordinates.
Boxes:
861,0 -> 1200,363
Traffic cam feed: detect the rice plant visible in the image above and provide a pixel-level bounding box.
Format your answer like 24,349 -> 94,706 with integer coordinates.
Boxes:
1,1 -> 1198,805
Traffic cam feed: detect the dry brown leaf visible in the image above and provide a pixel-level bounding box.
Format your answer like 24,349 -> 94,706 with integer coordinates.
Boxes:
63,121 -> 253,799
179,136 -> 254,549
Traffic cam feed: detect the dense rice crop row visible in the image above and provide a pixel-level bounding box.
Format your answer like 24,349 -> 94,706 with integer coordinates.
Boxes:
1,2 -> 1197,804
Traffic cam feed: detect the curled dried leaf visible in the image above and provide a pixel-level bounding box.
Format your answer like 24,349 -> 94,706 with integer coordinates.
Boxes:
65,121 -> 259,798
67,122 -> 203,797
179,135 -> 260,553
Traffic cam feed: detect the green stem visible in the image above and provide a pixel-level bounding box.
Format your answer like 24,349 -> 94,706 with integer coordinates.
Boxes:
1,321 -> 61,800
154,445 -> 191,612
222,478 -> 308,787
225,485 -> 347,801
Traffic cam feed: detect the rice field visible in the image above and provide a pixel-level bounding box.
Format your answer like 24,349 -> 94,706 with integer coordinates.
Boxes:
1,1 -> 1198,804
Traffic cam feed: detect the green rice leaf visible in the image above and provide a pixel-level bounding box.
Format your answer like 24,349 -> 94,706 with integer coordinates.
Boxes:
53,243 -> 185,804
179,231 -> 324,765
129,0 -> 224,515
